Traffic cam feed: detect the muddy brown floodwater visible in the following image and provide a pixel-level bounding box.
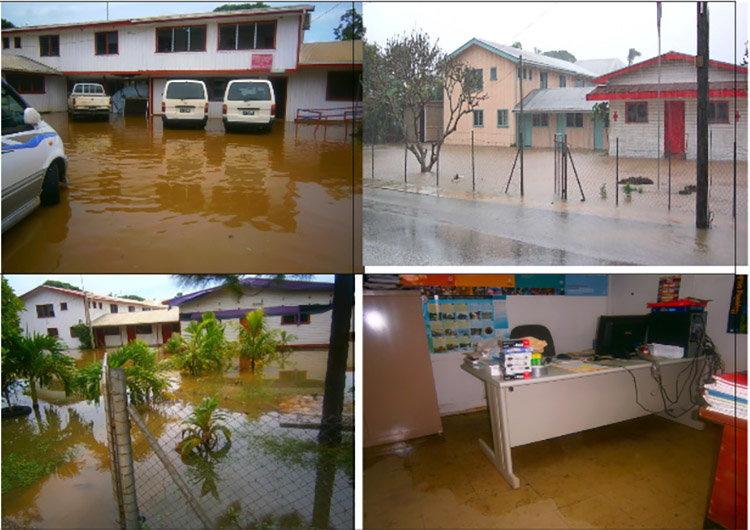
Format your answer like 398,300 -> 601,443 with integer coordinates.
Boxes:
2,115 -> 361,273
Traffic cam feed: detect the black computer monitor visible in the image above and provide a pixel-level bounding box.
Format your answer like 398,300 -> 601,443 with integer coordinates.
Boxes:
595,315 -> 649,358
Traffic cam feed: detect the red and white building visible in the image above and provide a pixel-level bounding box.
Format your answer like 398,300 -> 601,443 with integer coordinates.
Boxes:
587,51 -> 747,161
1,5 -> 362,121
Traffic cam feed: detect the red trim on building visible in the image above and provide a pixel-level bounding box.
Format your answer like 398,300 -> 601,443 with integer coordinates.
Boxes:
61,69 -> 293,76
592,51 -> 747,84
587,89 -> 748,100
299,63 -> 363,69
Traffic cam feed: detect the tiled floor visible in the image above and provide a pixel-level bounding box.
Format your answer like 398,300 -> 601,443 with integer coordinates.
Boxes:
364,410 -> 723,529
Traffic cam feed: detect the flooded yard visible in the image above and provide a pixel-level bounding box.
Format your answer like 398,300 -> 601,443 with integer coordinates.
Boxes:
2,349 -> 354,529
2,115 -> 361,273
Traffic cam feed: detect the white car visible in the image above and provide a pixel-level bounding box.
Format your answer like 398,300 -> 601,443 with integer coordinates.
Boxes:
161,80 -> 208,129
2,79 -> 68,233
222,79 -> 275,132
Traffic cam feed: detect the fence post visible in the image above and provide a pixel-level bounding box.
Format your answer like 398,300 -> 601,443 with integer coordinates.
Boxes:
436,143 -> 440,190
102,357 -> 140,530
520,133 -> 524,197
371,142 -> 374,180
404,142 -> 407,184
668,138 -> 672,211
471,130 -> 476,192
616,138 -> 619,206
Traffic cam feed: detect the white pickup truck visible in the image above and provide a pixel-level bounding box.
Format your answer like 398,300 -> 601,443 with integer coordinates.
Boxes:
67,83 -> 111,120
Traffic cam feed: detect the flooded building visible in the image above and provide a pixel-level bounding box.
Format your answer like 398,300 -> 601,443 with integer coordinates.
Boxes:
446,38 -> 599,148
18,285 -> 166,349
90,307 -> 181,348
1,4 -> 362,121
166,278 -> 340,347
587,51 -> 748,161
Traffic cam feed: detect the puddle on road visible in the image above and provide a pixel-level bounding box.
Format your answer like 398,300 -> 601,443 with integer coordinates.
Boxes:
2,350 -> 354,529
2,115 -> 361,273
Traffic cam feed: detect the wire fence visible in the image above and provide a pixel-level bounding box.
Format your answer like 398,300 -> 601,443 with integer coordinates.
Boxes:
365,136 -> 747,224
102,362 -> 354,530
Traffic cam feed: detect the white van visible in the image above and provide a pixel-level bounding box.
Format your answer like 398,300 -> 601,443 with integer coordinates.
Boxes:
161,80 -> 208,129
222,79 -> 275,132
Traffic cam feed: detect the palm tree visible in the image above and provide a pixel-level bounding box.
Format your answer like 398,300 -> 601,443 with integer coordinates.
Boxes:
15,333 -> 75,409
176,395 -> 231,458
169,312 -> 232,376
627,48 -> 642,66
237,308 -> 280,374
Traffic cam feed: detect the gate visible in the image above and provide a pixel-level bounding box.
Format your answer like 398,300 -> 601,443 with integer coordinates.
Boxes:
554,133 -> 586,202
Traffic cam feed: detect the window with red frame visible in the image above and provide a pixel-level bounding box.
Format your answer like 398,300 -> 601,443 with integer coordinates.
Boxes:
6,74 -> 45,94
156,26 -> 206,52
708,101 -> 729,124
47,328 -> 59,337
626,102 -> 648,123
326,71 -> 362,101
95,31 -> 118,55
39,35 -> 59,56
218,22 -> 275,50
281,314 -> 311,325
36,304 -> 55,318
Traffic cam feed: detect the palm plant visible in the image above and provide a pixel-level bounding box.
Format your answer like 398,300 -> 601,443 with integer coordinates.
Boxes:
168,312 -> 233,376
73,339 -> 169,405
14,333 -> 75,409
276,330 -> 297,370
237,309 -> 280,374
176,395 -> 232,458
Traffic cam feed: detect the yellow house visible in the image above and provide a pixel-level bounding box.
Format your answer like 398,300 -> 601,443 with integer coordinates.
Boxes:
446,38 -> 602,149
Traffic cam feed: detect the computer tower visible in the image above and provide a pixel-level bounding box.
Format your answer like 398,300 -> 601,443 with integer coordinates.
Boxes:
646,312 -> 707,357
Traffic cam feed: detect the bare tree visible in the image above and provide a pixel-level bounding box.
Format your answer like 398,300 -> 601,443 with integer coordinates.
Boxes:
364,30 -> 487,173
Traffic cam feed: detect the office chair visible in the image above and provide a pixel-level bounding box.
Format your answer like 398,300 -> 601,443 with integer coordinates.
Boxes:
509,324 -> 556,357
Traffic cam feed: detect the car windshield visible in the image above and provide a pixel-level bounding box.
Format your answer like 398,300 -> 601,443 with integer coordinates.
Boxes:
227,83 -> 271,101
166,82 -> 205,100
75,85 -> 105,95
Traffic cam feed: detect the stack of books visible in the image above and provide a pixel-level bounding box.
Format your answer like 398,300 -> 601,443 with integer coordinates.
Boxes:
703,372 -> 748,420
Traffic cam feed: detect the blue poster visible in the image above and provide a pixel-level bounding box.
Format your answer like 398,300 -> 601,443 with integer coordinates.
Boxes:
423,296 -> 507,354
565,275 -> 609,296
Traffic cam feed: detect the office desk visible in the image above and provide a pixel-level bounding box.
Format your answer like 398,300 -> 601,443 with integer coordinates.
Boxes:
462,357 -> 707,489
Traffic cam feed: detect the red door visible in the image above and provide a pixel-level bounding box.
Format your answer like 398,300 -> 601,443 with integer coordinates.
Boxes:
664,101 -> 685,156
162,323 -> 173,344
94,328 -> 106,348
126,326 -> 136,343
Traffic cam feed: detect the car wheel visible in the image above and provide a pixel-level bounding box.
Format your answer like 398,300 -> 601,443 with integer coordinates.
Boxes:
40,163 -> 60,206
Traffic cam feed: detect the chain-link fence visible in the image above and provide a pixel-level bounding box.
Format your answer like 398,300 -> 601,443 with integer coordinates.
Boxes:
365,135 -> 747,224
102,360 -> 354,530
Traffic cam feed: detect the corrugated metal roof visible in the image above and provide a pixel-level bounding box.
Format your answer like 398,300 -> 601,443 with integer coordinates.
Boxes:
299,40 -> 362,66
2,54 -> 63,75
587,81 -> 748,100
513,87 -> 596,113
2,5 -> 315,33
454,38 -> 597,78
168,278 -> 334,306
91,307 -> 180,327
574,58 -> 626,76
19,284 -> 166,308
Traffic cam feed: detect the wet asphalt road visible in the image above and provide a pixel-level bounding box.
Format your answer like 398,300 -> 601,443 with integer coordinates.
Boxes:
363,187 -> 746,266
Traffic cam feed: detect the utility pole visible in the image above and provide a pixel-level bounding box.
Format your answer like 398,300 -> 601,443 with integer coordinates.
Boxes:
696,2 -> 710,228
519,55 -> 524,196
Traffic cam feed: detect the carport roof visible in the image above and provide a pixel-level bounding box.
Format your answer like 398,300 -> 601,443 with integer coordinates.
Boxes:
513,87 -> 596,113
299,41 -> 362,66
2,54 -> 63,75
91,307 -> 180,327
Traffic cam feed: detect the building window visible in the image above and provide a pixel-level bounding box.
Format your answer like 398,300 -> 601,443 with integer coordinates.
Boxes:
142,308 -> 151,311
528,69 -> 532,81
110,304 -> 119,314
5,74 -> 45,94
540,72 -> 548,89
559,75 -> 566,88
129,306 -> 135,313
281,314 -> 311,325
626,102 -> 648,123
490,67 -> 497,81
39,35 -> 60,57
99,302 -> 103,309
575,78 -> 585,87
218,22 -> 276,50
60,302 -> 68,311
156,26 -> 206,53
95,31 -> 118,55
473,109 -> 484,127
103,326 -> 120,336
523,68 -> 527,80
532,113 -> 549,127
14,37 -> 21,48
326,71 -> 362,101
708,101 -> 729,124
468,68 -> 483,91
497,109 -> 509,128
47,328 -> 59,337
136,324 -> 153,334
36,304 -> 55,318
2,37 -> 8,49
566,113 -> 583,128
70,326 -> 84,338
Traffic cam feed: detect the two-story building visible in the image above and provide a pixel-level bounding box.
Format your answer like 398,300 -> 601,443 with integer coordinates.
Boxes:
586,51 -> 748,161
18,284 -> 167,349
446,38 -> 602,149
1,5 -> 362,121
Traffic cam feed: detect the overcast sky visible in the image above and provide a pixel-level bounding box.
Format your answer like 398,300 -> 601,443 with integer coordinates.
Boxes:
364,2 -> 747,65
4,274 -> 335,303
1,1 -> 361,42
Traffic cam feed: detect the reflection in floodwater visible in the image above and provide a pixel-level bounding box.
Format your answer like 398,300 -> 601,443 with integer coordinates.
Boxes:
2,115 -> 360,273
2,350 -> 354,529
